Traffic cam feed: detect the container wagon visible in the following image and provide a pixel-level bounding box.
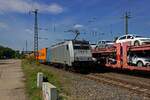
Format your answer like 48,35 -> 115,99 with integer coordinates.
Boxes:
37,48 -> 47,63
46,47 -> 51,64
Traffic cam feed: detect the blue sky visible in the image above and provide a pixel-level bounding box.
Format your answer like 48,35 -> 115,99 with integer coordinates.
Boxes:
0,0 -> 150,51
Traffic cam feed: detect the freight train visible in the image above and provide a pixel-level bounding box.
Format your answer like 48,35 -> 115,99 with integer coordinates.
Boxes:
37,40 -> 94,70
35,39 -> 150,72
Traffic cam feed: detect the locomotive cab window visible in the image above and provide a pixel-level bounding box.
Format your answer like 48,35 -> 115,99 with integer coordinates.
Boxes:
73,45 -> 90,49
73,40 -> 90,50
66,45 -> 69,50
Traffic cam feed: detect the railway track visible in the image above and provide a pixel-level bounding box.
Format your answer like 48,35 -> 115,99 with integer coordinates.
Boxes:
85,73 -> 150,98
45,64 -> 150,98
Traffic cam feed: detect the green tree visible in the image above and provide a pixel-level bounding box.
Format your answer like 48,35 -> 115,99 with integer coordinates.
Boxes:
0,45 -> 21,59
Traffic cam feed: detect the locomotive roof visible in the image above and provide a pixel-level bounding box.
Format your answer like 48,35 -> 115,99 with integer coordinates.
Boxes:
51,39 -> 89,47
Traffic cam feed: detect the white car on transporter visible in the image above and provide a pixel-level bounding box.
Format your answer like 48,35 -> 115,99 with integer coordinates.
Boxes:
96,40 -> 114,48
116,34 -> 150,46
128,55 -> 150,67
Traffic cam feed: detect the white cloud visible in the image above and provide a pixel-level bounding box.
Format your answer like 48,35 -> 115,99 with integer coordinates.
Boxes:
25,29 -> 33,34
73,24 -> 84,29
0,22 -> 8,29
46,3 -> 63,14
0,0 -> 64,14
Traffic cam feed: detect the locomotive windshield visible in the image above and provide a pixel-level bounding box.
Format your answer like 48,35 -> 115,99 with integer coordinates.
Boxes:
72,40 -> 90,50
73,45 -> 90,49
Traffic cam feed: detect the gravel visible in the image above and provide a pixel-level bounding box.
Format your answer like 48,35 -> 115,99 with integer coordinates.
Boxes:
100,72 -> 150,86
43,65 -> 150,100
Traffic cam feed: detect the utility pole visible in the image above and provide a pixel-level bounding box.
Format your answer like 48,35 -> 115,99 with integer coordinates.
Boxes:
26,40 -> 28,53
110,24 -> 113,37
123,11 -> 131,35
54,24 -> 56,32
30,9 -> 39,58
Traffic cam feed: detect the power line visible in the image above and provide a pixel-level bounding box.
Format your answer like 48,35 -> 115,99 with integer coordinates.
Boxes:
39,37 -> 48,40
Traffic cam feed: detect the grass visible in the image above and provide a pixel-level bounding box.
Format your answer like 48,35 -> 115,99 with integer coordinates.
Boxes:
22,59 -> 65,100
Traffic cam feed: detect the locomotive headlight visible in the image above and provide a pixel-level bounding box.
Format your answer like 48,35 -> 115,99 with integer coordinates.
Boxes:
75,57 -> 79,61
88,57 -> 91,61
